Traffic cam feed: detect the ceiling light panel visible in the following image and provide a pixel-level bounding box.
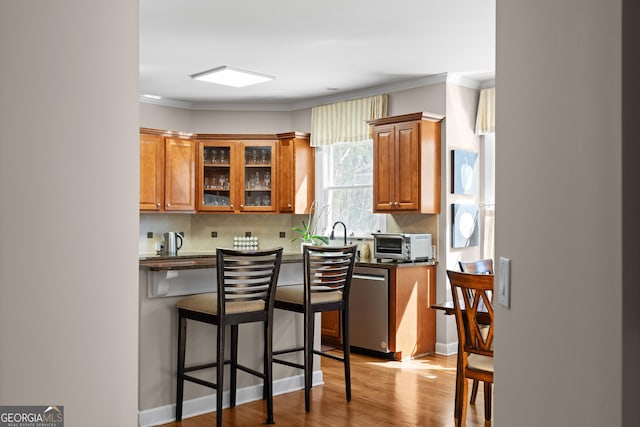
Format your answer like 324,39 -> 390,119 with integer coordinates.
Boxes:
191,66 -> 274,88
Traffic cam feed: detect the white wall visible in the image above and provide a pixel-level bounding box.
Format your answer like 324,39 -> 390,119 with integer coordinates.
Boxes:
496,1 -> 623,425
0,1 -> 139,426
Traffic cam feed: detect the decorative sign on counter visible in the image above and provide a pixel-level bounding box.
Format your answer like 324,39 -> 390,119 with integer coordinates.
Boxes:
233,236 -> 259,251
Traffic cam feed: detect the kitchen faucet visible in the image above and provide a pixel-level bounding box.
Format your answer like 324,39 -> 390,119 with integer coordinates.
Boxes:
329,221 -> 347,245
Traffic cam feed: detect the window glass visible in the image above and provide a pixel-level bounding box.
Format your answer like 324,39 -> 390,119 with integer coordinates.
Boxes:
329,141 -> 372,186
316,140 -> 385,237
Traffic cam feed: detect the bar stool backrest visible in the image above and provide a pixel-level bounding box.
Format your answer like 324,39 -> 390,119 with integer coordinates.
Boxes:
303,245 -> 357,306
216,248 -> 283,317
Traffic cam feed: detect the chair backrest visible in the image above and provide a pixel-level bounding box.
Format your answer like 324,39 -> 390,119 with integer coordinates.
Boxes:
303,245 -> 357,306
216,247 -> 283,315
447,270 -> 494,358
458,258 -> 494,274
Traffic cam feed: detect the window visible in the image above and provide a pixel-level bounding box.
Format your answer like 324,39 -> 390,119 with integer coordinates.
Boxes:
316,140 -> 385,238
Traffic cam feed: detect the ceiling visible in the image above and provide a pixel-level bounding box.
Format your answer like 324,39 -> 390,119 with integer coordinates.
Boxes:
139,0 -> 495,111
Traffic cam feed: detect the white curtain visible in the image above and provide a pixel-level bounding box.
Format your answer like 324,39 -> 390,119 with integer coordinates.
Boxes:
311,94 -> 388,146
477,89 -> 496,260
475,87 -> 495,135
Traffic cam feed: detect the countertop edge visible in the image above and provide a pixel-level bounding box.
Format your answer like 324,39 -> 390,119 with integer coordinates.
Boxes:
139,253 -> 437,271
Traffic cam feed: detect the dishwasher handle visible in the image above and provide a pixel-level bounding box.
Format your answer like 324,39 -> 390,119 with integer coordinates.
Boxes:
352,273 -> 387,281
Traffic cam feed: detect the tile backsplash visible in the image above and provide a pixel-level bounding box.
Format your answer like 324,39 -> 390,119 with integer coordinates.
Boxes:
140,213 -> 301,254
139,213 -> 439,256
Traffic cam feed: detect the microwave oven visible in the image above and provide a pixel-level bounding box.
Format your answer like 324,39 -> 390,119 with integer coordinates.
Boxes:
372,233 -> 433,262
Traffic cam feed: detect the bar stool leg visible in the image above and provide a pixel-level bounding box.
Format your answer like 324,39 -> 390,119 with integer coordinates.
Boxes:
264,317 -> 274,424
341,307 -> 352,402
176,315 -> 187,421
216,323 -> 225,427
304,310 -> 314,412
230,324 -> 238,408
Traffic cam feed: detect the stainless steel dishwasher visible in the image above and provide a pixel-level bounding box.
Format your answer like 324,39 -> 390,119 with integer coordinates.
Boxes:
349,266 -> 391,356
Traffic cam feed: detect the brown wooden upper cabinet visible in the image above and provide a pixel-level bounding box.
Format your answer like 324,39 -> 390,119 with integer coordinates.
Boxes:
369,112 -> 444,214
197,139 -> 277,213
276,132 -> 314,214
141,128 -> 314,214
139,129 -> 196,212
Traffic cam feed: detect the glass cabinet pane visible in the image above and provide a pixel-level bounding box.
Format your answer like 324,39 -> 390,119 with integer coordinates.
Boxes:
243,145 -> 273,209
202,145 -> 232,208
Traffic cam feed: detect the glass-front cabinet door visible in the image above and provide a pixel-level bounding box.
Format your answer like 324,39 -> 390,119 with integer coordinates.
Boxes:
240,141 -> 276,212
197,139 -> 276,213
198,141 -> 236,212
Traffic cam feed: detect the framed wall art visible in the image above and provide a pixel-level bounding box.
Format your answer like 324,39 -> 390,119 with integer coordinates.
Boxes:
451,149 -> 479,195
451,204 -> 479,248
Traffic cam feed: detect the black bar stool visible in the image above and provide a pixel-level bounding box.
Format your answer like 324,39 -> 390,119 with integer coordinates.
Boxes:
272,244 -> 357,412
175,247 -> 283,426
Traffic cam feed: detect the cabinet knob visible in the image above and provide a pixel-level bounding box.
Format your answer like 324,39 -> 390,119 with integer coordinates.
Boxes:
288,203 -> 292,208
240,204 -> 244,208
167,203 -> 171,208
156,203 -> 161,208
230,204 -> 234,209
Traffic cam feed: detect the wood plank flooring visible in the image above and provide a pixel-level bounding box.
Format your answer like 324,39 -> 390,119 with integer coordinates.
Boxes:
157,350 -> 490,426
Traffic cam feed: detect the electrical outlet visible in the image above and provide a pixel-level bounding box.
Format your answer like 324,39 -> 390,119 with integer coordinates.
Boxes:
498,257 -> 511,308
147,232 -> 153,239
211,231 -> 218,238
245,231 -> 251,237
279,231 -> 286,238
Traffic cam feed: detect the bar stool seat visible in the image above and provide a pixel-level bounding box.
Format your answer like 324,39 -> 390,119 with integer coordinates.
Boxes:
275,285 -> 343,304
175,247 -> 283,427
177,293 -> 266,315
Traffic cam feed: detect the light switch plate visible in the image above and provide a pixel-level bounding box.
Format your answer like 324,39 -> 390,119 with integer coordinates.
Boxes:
498,257 -> 511,308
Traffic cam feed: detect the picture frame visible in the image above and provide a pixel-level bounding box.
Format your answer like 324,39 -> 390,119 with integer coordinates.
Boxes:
451,150 -> 479,195
451,204 -> 479,248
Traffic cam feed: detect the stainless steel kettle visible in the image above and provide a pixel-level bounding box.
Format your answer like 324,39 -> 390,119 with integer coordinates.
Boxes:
163,232 -> 183,256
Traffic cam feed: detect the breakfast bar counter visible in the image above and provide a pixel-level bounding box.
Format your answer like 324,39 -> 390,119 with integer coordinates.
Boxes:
139,252 -> 437,271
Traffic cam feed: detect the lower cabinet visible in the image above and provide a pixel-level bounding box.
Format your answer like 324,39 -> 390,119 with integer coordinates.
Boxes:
388,264 -> 436,359
320,311 -> 342,348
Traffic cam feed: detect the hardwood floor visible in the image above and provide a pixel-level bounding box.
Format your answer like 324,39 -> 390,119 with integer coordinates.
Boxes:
157,350 -> 490,426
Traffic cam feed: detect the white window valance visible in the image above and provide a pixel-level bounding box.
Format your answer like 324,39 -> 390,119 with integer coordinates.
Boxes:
311,94 -> 388,147
475,87 -> 495,135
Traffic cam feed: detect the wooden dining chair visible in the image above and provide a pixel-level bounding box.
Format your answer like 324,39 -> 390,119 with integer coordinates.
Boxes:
175,247 -> 283,427
447,270 -> 494,426
457,258 -> 493,404
458,259 -> 494,275
272,245 -> 357,412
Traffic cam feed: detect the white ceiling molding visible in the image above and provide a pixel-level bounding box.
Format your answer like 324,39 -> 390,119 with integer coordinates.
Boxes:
139,72 -> 491,112
138,96 -> 193,110
480,79 -> 496,89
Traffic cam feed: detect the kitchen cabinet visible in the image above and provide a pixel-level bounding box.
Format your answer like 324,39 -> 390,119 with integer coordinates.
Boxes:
139,130 -> 196,212
388,264 -> 436,359
321,311 -> 342,347
369,112 -> 444,214
197,139 -> 277,213
276,132 -> 314,214
139,131 -> 164,211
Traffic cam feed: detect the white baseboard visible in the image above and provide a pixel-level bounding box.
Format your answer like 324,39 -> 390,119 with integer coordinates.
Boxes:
138,370 -> 323,427
435,341 -> 458,356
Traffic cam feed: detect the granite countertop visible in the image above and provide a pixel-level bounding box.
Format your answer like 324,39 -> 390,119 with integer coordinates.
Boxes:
139,252 -> 437,271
